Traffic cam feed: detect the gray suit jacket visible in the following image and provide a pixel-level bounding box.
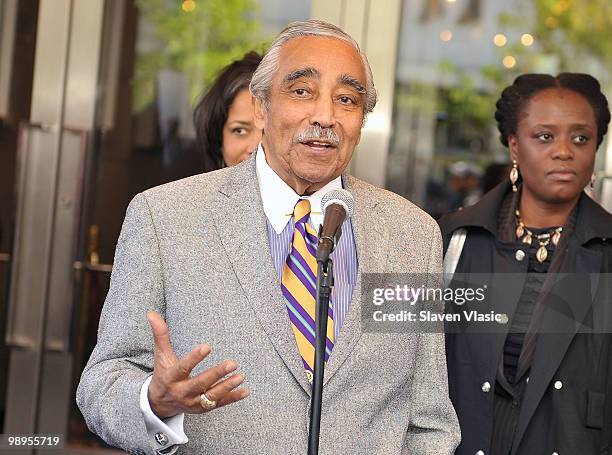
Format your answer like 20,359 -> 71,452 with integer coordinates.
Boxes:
77,155 -> 460,454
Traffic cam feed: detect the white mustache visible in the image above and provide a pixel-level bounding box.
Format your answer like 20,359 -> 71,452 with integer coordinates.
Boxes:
294,125 -> 340,146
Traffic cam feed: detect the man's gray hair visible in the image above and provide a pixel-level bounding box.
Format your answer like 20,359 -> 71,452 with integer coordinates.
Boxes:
250,20 -> 377,115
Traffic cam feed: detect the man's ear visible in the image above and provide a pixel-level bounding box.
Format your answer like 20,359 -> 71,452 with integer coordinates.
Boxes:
253,97 -> 266,130
508,134 -> 518,162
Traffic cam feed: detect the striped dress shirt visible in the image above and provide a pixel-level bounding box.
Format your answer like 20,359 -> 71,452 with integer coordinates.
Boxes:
255,144 -> 358,342
266,217 -> 357,342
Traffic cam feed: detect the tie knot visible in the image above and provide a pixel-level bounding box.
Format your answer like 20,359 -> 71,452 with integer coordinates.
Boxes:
293,199 -> 311,223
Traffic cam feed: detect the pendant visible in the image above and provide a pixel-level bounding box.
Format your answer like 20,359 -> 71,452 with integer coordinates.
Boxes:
515,225 -> 524,238
552,230 -> 561,246
536,245 -> 548,263
522,234 -> 532,245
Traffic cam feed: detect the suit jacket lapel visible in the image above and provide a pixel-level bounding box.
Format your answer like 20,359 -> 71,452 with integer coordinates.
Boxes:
511,243 -> 603,454
457,244 -> 526,392
323,176 -> 388,385
212,163 -> 390,391
488,246 -> 527,394
212,158 -> 312,394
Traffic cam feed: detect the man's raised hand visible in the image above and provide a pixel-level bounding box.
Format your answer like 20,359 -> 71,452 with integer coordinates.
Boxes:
146,311 -> 250,418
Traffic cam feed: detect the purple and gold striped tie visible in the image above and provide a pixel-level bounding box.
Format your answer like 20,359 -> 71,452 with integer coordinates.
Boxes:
282,199 -> 334,383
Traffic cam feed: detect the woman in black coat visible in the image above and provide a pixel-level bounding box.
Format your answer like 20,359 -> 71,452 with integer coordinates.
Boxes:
439,73 -> 612,455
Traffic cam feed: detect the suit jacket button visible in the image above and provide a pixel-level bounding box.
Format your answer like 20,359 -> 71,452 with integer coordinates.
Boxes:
515,250 -> 525,261
481,381 -> 491,393
155,432 -> 169,445
554,380 -> 563,390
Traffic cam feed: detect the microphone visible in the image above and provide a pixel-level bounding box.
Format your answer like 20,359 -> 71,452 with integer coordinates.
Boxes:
316,189 -> 354,263
309,188 -> 354,455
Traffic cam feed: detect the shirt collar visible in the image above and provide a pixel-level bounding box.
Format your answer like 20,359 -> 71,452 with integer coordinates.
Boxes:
255,143 -> 343,234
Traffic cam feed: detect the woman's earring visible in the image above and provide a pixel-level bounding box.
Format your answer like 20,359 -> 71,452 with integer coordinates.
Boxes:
590,172 -> 596,189
510,160 -> 519,192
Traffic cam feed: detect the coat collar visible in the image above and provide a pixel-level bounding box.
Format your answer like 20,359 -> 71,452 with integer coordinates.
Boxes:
439,181 -> 612,245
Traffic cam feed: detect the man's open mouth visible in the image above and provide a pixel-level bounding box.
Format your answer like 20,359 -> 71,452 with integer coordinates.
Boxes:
300,140 -> 337,149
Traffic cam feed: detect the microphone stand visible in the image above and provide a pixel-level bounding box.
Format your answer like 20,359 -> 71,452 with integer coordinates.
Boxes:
307,253 -> 334,455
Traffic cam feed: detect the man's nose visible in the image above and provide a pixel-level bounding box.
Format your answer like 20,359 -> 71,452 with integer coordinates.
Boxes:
309,96 -> 336,128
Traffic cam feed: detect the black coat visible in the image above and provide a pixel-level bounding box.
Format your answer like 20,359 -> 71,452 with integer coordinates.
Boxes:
439,182 -> 612,455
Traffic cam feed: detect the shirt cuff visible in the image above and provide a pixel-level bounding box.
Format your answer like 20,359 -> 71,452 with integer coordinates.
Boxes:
139,375 -> 188,454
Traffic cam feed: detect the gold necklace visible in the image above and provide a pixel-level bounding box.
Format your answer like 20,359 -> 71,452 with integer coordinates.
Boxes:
514,209 -> 563,263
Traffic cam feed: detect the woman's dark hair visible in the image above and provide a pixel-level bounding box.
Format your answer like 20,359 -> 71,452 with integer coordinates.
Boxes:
193,51 -> 263,170
495,73 -> 611,147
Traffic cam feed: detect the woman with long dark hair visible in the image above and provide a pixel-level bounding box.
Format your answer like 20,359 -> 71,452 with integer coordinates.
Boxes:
440,73 -> 612,454
193,51 -> 263,170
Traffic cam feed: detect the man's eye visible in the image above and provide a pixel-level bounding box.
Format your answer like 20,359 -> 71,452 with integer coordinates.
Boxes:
293,88 -> 309,96
338,96 -> 355,105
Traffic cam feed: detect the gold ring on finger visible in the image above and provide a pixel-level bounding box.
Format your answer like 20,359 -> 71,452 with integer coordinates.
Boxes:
200,393 -> 217,411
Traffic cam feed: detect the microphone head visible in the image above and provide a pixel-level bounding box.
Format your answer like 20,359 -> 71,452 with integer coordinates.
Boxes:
321,189 -> 355,219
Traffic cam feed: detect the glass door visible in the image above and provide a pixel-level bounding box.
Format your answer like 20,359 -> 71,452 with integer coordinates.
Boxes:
0,0 -> 39,436
2,1 -> 310,453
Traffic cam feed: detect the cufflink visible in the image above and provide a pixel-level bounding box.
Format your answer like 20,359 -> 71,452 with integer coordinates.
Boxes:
154,432 -> 169,446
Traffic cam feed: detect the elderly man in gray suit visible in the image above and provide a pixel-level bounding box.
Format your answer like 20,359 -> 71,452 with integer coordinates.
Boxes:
77,20 -> 460,455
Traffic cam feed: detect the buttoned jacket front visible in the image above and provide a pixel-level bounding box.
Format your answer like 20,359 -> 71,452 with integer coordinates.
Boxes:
439,182 -> 612,455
